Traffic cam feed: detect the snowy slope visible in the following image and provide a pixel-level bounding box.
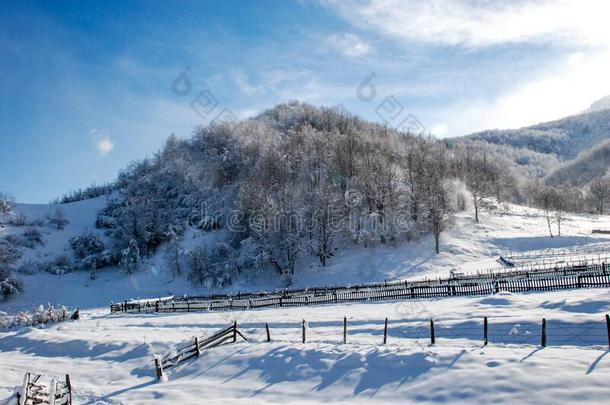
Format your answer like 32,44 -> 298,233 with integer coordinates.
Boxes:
462,108 -> 610,161
586,95 -> 610,113
3,199 -> 610,403
2,200 -> 610,314
1,288 -> 610,404
0,196 -> 108,265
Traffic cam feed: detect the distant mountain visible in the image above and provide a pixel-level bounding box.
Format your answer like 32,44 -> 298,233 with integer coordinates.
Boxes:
586,95 -> 610,113
546,139 -> 610,186
463,109 -> 610,161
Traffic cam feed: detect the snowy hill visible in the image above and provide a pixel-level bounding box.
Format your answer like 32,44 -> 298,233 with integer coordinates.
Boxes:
586,95 -> 610,113
2,198 -> 610,314
462,109 -> 610,161
546,139 -> 610,186
1,196 -> 108,266
3,104 -> 610,404
2,102 -> 610,314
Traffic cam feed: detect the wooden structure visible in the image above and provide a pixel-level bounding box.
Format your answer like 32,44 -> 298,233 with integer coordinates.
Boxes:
16,373 -> 72,405
111,262 -> 610,315
154,322 -> 247,380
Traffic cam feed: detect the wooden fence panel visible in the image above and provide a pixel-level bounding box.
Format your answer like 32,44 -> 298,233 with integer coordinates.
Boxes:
111,263 -> 610,315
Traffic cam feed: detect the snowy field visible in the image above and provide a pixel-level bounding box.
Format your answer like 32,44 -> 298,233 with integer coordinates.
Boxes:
2,288 -> 610,404
3,200 -> 610,403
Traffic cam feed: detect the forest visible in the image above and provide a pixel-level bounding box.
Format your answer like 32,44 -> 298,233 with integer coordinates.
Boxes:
2,102 -> 610,294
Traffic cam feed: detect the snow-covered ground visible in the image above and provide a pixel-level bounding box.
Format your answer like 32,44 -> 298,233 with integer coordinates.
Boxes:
2,288 -> 610,404
3,199 -> 610,403
2,198 -> 610,313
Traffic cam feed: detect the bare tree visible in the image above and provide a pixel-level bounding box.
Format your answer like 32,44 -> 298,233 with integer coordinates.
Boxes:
456,150 -> 496,223
48,208 -> 69,230
356,148 -> 401,243
424,146 -> 450,254
535,186 -> 558,238
0,192 -> 14,214
305,183 -> 341,267
553,189 -> 568,237
589,178 -> 610,214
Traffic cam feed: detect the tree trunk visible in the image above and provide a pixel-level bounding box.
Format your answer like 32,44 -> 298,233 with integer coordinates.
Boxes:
473,196 -> 479,223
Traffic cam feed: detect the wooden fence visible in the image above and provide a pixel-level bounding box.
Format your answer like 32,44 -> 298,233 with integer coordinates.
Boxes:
154,322 -> 247,380
16,372 -> 72,405
111,262 -> 610,315
258,314 -> 610,349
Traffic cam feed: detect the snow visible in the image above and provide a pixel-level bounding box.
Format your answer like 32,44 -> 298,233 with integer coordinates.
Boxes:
2,200 -> 610,403
2,200 -> 610,313
2,289 -> 610,404
2,196 -> 109,263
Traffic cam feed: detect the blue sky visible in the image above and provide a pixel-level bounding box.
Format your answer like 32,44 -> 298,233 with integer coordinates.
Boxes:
2,0 -> 610,203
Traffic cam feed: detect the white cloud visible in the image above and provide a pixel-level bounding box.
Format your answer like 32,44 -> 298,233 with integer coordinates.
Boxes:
231,69 -> 315,97
431,123 -> 448,137
233,71 -> 259,96
328,33 -> 371,57
437,51 -> 610,136
325,0 -> 610,47
97,137 -> 114,155
89,129 -> 114,156
321,1 -> 610,135
568,52 -> 585,66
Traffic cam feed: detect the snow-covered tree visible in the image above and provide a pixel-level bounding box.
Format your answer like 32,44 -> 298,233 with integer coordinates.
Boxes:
165,228 -> 182,277
48,208 -> 69,230
0,192 -> 13,214
589,177 -> 610,214
120,238 -> 141,274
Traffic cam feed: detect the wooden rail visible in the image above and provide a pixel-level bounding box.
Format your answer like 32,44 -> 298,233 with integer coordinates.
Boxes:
111,262 -> 610,315
154,322 -> 247,380
16,372 -> 72,405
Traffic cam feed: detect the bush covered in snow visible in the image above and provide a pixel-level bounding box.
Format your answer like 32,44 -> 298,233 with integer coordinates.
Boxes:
23,226 -> 44,247
7,213 -> 28,226
52,182 -> 114,204
0,267 -> 23,301
0,239 -> 21,266
187,244 -> 237,288
5,227 -> 44,249
70,233 -> 105,259
48,208 -> 69,230
0,192 -> 13,214
16,259 -> 39,275
0,304 -> 69,329
39,254 -> 73,275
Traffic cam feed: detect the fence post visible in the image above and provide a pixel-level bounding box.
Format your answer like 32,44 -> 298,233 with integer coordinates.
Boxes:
383,317 -> 388,345
302,320 -> 306,343
233,320 -> 237,343
18,372 -> 29,405
541,318 -> 547,347
430,319 -> 435,345
343,317 -> 347,344
606,314 -> 610,349
483,317 -> 488,346
154,356 -> 164,381
195,337 -> 201,357
65,374 -> 72,405
265,323 -> 271,342
49,378 -> 57,405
